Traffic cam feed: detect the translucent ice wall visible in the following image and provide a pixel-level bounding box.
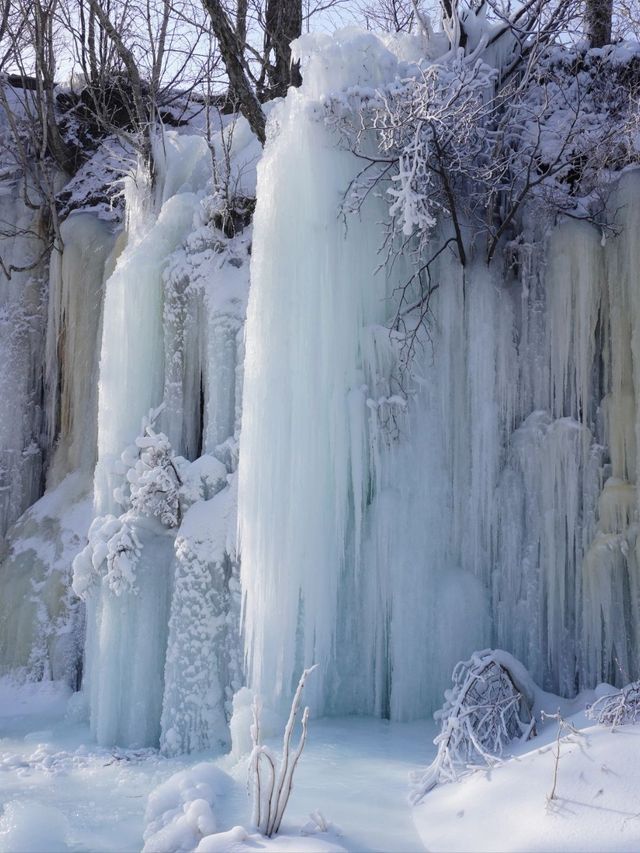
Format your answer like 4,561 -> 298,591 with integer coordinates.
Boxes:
93,135 -> 211,516
46,213 -> 121,488
239,29 -> 640,719
81,135 -> 211,746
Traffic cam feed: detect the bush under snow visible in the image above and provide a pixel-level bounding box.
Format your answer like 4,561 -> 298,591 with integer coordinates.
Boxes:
587,681 -> 640,728
411,649 -> 537,803
142,763 -> 229,853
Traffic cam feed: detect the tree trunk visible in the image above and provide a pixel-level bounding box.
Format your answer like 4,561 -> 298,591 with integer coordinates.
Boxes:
202,0 -> 266,143
88,0 -> 153,169
264,0 -> 302,99
585,0 -> 612,47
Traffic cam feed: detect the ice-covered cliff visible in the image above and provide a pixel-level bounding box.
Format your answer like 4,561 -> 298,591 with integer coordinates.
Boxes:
238,32 -> 640,718
1,30 -> 640,751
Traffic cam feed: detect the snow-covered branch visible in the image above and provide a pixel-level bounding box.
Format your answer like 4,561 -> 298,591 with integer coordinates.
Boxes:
249,665 -> 317,837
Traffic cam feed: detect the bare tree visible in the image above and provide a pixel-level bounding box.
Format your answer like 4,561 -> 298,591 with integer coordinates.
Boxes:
326,0 -> 638,364
201,0 -> 267,141
87,0 -> 153,165
359,0 -> 419,32
258,0 -> 302,98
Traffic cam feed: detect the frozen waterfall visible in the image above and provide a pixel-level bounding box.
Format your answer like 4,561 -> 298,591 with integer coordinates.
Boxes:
238,31 -> 640,720
1,30 -> 640,754
75,128 -> 255,748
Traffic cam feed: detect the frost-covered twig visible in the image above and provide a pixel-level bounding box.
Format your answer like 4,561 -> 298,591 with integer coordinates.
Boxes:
540,710 -> 582,804
249,665 -> 317,837
325,35 -> 640,374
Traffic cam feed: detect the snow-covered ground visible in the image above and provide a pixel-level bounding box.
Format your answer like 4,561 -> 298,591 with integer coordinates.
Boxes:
414,715 -> 640,852
2,678 -> 640,852
0,679 -> 433,852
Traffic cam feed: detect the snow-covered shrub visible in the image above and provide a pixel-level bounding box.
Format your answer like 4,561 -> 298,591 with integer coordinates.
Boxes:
142,762 -> 229,853
102,519 -> 142,595
73,409 -> 183,600
324,35 -> 640,368
250,666 -> 317,837
73,514 -> 141,597
410,649 -> 536,803
329,45 -> 639,263
587,681 -> 640,728
115,407 -> 184,528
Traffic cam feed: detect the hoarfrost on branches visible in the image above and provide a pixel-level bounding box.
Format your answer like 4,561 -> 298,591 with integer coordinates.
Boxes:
73,514 -> 141,597
586,681 -> 640,728
322,29 -> 640,364
410,650 -> 536,803
116,406 -> 184,529
73,409 -> 183,599
328,45 -> 639,263
103,519 -> 141,596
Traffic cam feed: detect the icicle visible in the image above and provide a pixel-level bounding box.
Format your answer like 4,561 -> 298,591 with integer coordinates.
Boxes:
46,213 -> 121,487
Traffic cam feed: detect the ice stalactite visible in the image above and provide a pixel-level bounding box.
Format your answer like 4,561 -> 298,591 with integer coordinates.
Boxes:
46,213 -> 121,488
80,136 -> 211,747
159,200 -> 250,755
93,135 -> 211,517
239,32 -> 488,717
239,83 -> 394,713
492,221 -> 606,695
580,174 -> 640,689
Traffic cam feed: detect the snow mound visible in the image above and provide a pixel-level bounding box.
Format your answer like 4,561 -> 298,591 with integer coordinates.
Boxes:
142,762 -> 230,852
413,720 -> 640,852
